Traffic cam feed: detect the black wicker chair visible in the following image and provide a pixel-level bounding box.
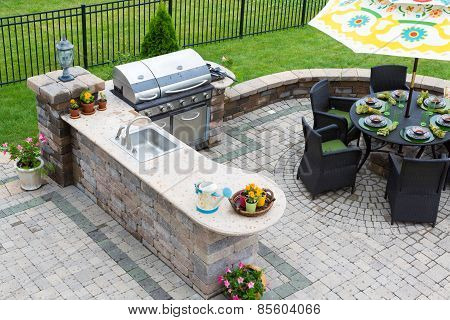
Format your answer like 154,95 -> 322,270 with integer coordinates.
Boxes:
369,65 -> 409,94
297,117 -> 362,199
310,79 -> 360,145
385,154 -> 449,227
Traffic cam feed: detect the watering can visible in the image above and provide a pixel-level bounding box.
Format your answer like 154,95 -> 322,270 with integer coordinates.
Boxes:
195,181 -> 232,214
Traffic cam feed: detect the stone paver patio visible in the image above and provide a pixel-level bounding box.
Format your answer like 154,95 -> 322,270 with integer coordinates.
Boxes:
1,98 -> 449,299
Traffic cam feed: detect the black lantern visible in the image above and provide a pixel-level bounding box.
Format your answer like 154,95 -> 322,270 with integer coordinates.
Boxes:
56,35 -> 74,82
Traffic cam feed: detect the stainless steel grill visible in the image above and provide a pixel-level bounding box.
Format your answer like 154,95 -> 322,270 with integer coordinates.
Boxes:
112,49 -> 214,149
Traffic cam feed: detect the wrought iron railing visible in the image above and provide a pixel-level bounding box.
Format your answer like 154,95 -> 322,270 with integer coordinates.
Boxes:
0,0 -> 327,86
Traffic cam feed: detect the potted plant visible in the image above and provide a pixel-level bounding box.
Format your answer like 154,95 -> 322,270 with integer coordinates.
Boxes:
80,89 -> 95,115
1,134 -> 52,191
97,90 -> 107,111
244,183 -> 263,212
257,189 -> 266,207
218,262 -> 266,300
69,99 -> 80,119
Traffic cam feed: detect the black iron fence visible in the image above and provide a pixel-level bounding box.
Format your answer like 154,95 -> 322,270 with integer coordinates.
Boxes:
0,0 -> 327,86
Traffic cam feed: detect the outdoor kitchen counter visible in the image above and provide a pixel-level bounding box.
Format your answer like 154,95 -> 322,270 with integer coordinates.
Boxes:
62,81 -> 286,237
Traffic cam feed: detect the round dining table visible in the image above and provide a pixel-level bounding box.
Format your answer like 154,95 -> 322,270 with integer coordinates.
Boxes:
349,90 -> 450,171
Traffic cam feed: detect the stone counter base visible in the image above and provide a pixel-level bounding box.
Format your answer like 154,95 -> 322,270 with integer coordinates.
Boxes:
71,129 -> 258,298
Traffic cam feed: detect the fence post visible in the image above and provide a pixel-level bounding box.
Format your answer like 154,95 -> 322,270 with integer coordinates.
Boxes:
301,0 -> 308,27
168,0 -> 173,16
81,5 -> 89,69
239,0 -> 246,38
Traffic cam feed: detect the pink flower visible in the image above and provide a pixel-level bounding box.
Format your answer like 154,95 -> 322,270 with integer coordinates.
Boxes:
248,282 -> 254,289
237,277 -> 244,284
25,137 -> 33,143
232,295 -> 240,300
238,262 -> 245,269
228,289 -> 232,293
17,145 -> 23,151
217,275 -> 224,284
1,143 -> 7,148
38,133 -> 47,144
225,267 -> 231,273
224,280 -> 230,288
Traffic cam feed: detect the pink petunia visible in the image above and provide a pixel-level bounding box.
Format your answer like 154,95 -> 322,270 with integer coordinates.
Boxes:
25,137 -> 33,143
225,267 -> 231,273
38,133 -> 48,144
247,282 -> 254,289
224,280 -> 230,288
217,275 -> 224,284
228,289 -> 232,293
1,143 -> 7,148
17,145 -> 23,151
232,295 -> 240,300
238,262 -> 245,269
237,277 -> 244,284
2,150 -> 6,156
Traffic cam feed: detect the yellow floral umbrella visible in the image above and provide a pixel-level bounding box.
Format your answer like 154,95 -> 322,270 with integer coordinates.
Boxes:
309,0 -> 450,116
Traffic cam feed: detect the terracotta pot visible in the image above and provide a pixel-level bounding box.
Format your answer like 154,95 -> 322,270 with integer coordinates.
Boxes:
69,108 -> 80,119
239,192 -> 247,209
81,102 -> 95,115
98,100 -> 107,111
15,157 -> 43,191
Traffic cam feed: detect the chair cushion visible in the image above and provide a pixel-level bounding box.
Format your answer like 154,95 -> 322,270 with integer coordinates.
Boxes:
328,109 -> 352,129
322,139 -> 347,154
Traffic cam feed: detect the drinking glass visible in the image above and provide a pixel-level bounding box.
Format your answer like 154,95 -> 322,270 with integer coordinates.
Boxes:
420,111 -> 429,127
383,102 -> 390,117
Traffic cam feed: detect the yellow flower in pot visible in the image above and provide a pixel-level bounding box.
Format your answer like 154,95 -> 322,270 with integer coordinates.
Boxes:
256,188 -> 266,207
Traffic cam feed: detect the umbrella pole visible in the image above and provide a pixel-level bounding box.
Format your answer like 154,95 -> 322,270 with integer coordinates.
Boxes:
405,58 -> 419,118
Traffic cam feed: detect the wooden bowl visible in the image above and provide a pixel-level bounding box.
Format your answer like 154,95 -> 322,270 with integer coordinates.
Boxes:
229,189 -> 276,217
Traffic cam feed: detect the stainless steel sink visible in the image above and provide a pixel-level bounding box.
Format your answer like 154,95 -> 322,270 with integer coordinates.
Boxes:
112,124 -> 181,162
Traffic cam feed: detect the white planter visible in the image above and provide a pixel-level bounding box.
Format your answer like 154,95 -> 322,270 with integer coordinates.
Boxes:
14,157 -> 44,191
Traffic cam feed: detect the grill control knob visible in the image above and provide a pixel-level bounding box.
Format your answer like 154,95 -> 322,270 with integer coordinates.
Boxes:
203,93 -> 211,99
144,111 -> 151,117
167,103 -> 174,110
179,99 -> 185,106
160,106 -> 168,113
191,96 -> 198,102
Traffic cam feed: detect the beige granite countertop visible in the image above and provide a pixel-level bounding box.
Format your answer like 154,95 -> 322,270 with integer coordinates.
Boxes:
61,81 -> 285,236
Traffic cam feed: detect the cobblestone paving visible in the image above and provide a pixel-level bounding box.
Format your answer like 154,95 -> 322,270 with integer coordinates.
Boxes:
1,98 -> 449,299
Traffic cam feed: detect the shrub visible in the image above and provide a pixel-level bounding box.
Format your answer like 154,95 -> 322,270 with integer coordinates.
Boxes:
141,2 -> 180,58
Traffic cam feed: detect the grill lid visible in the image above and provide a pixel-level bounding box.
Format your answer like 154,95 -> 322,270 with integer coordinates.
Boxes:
113,61 -> 160,104
113,49 -> 211,105
142,49 -> 211,97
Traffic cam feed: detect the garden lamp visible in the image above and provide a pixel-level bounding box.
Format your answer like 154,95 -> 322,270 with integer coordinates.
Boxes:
56,35 -> 74,82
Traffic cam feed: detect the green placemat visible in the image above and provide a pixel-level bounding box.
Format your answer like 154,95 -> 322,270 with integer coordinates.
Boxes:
430,115 -> 450,132
400,128 -> 435,144
358,117 -> 392,132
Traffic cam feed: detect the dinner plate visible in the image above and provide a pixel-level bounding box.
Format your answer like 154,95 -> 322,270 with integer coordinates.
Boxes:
405,126 -> 431,140
424,97 -> 446,109
400,128 -> 435,144
435,115 -> 450,128
364,115 -> 387,128
391,90 -> 408,101
357,97 -> 384,109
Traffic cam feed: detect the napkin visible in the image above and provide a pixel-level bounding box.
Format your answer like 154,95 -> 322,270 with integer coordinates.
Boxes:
429,124 -> 445,138
376,92 -> 396,105
416,90 -> 429,106
356,104 -> 381,115
377,121 -> 398,136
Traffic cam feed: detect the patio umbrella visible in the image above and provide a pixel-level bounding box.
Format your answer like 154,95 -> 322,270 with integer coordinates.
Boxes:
309,0 -> 450,118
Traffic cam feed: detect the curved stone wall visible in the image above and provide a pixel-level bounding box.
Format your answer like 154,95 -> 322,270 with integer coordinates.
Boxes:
222,68 -> 449,120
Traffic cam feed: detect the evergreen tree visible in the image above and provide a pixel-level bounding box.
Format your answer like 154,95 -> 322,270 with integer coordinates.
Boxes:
141,2 -> 180,58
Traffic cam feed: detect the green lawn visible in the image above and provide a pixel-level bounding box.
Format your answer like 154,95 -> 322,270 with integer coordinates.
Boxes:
0,0 -> 108,17
1,26 -> 449,145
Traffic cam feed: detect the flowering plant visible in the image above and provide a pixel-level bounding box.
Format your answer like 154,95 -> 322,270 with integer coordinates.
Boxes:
1,134 -> 47,169
98,90 -> 107,102
80,89 -> 95,104
218,262 -> 265,300
244,183 -> 264,204
69,99 -> 79,110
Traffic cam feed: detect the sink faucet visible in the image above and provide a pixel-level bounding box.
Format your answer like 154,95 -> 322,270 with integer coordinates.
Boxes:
124,116 -> 152,149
